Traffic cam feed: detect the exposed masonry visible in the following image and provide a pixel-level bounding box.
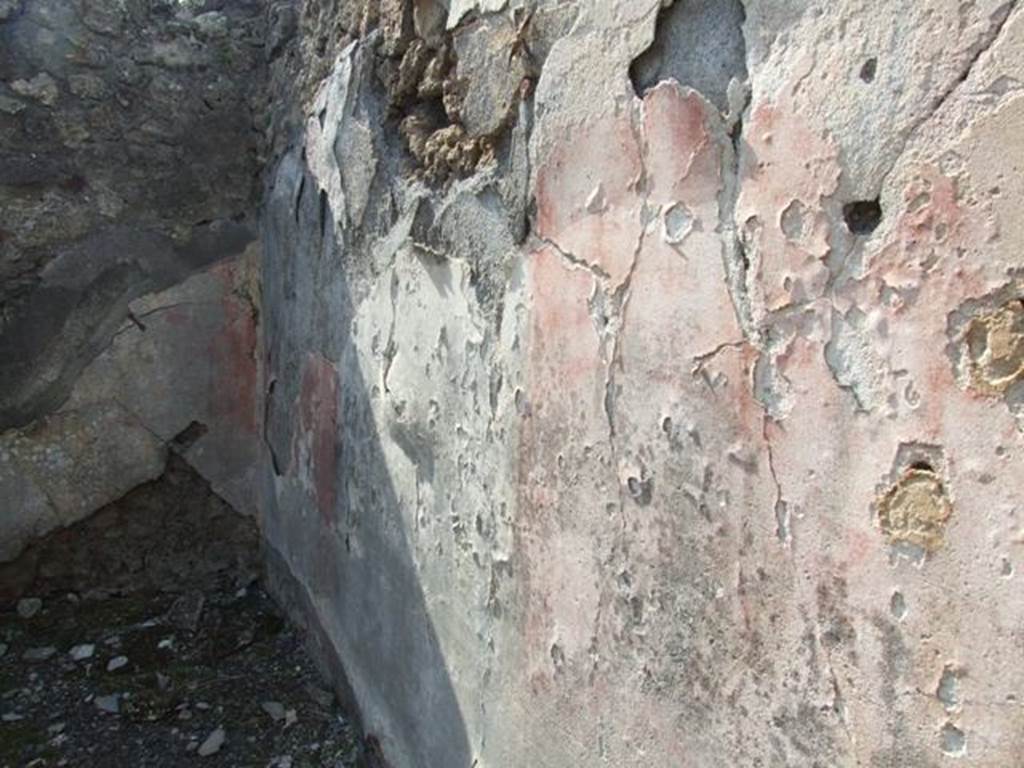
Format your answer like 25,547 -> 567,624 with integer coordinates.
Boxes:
877,467 -> 953,552
876,443 -> 953,556
947,283 -> 1024,428
383,5 -> 539,184
963,298 -> 1024,393
951,293 -> 1024,395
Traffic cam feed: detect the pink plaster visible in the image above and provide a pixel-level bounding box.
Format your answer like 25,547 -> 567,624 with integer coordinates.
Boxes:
295,352 -> 340,525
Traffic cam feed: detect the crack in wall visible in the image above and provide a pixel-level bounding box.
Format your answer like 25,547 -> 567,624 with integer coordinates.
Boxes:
109,300 -> 220,341
690,339 -> 748,376
381,269 -> 401,396
602,101 -> 655,448
537,236 -> 610,281
602,238 -> 642,447
762,415 -> 789,545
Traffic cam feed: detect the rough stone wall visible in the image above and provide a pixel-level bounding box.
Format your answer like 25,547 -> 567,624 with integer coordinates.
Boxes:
0,0 -> 268,556
261,0 -> 1024,766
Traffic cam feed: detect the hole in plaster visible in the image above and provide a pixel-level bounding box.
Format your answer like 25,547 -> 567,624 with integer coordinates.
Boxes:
940,723 -> 966,757
937,666 -> 960,711
842,199 -> 882,235
909,460 -> 935,473
859,57 -> 877,83
890,590 -> 907,620
663,203 -> 693,244
774,500 -> 790,544
550,643 -> 565,671
780,199 -> 808,242
630,595 -> 644,623
627,475 -> 654,506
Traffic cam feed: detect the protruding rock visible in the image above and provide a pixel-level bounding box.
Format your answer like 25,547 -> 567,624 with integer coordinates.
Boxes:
22,646 -> 56,662
261,701 -> 286,722
94,694 -> 120,714
198,727 -> 226,757
16,597 -> 41,619
10,73 -> 59,106
70,643 -> 96,661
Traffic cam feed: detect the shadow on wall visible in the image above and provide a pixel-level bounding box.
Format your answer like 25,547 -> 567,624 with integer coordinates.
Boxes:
259,147 -> 472,768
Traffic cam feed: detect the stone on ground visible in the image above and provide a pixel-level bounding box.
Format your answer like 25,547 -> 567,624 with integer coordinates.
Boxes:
198,726 -> 226,757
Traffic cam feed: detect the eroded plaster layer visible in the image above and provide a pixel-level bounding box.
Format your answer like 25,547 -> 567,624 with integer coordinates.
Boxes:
260,0 -> 1024,765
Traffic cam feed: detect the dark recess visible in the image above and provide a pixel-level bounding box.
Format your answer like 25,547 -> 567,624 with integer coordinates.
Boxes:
843,199 -> 882,235
859,57 -> 877,83
171,420 -> 209,452
0,454 -> 259,607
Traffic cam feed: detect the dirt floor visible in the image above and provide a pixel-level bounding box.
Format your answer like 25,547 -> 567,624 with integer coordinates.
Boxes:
0,583 -> 361,767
